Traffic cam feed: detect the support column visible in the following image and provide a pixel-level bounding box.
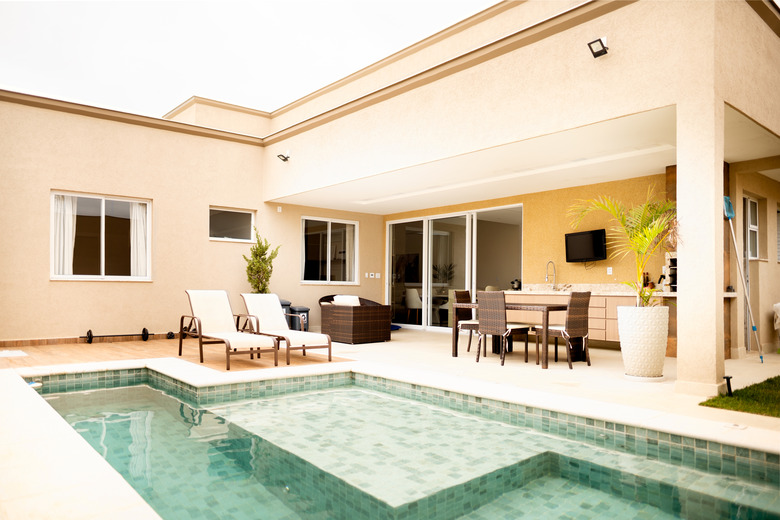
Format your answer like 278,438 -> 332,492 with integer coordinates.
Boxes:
674,97 -> 727,397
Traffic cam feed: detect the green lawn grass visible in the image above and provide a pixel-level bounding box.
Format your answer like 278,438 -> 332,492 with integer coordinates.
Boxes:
700,375 -> 780,418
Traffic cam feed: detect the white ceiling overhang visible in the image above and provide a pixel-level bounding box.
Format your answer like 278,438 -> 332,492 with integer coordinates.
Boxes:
271,105 -> 780,215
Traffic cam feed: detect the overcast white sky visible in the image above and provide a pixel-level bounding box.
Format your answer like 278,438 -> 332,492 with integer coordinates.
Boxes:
0,1 -> 496,117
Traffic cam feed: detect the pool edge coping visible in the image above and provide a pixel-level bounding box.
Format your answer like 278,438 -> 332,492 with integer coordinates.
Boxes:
14,357 -> 780,455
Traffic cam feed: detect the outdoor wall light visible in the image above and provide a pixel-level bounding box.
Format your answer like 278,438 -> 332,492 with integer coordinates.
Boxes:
277,152 -> 290,162
588,38 -> 608,58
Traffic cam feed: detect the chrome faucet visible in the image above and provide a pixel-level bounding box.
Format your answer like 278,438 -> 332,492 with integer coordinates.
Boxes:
545,260 -> 556,290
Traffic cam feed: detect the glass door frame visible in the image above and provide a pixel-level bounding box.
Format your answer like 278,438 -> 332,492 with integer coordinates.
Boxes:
386,212 -> 473,329
386,203 -> 524,329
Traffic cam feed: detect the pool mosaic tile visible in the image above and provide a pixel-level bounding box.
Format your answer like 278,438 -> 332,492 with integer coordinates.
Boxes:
47,384 -> 780,520
28,367 -> 780,499
352,373 -> 780,489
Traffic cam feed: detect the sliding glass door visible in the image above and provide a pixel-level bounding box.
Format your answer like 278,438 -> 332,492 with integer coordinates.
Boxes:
388,205 -> 522,329
390,221 -> 424,326
388,216 -> 468,328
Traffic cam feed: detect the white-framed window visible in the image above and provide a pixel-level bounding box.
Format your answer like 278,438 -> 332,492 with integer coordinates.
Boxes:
209,207 -> 254,242
50,192 -> 151,280
746,197 -> 759,260
301,217 -> 358,283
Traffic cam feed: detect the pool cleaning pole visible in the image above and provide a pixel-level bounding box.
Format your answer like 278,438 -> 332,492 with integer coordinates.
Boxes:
723,196 -> 763,363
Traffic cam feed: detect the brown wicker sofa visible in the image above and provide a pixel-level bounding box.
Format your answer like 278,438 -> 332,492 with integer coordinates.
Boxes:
318,295 -> 391,344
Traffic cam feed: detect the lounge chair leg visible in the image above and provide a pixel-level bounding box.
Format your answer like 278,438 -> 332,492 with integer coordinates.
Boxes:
178,316 -> 184,356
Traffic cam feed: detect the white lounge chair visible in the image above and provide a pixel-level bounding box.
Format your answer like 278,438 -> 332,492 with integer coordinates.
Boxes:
180,290 -> 278,370
241,293 -> 332,365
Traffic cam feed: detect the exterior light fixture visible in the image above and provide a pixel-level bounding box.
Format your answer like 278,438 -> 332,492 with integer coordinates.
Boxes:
277,152 -> 290,162
588,38 -> 608,58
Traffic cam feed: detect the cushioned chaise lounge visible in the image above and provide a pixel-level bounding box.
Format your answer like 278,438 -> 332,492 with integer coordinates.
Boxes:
180,289 -> 278,370
241,293 -> 332,365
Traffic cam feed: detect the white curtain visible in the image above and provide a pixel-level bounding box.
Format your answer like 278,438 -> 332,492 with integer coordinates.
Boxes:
130,202 -> 147,277
52,195 -> 77,275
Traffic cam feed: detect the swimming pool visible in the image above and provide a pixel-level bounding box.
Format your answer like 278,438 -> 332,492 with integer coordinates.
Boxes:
38,368 -> 779,520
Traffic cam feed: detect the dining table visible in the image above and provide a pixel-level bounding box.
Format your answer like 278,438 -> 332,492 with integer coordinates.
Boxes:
451,300 -> 568,369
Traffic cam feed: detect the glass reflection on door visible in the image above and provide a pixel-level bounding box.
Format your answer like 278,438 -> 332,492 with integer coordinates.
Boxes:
429,216 -> 468,328
390,221 -> 424,325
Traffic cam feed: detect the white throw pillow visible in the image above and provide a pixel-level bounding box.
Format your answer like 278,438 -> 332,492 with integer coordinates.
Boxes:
333,295 -> 361,306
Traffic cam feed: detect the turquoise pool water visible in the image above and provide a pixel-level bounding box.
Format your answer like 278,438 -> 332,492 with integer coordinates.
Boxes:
44,378 -> 779,520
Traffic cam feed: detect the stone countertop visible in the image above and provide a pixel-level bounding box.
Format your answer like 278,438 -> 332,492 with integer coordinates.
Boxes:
506,290 -> 737,299
505,289 -> 638,297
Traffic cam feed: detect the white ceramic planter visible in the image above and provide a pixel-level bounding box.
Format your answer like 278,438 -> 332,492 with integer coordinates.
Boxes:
617,305 -> 669,380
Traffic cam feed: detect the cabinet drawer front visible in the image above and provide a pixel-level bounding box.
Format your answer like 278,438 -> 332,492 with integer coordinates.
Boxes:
589,318 -> 606,330
589,307 -> 606,318
590,296 -> 607,308
606,296 -> 637,319
606,320 -> 620,341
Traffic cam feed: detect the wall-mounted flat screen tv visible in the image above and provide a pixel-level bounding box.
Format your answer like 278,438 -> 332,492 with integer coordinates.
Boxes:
565,229 -> 607,262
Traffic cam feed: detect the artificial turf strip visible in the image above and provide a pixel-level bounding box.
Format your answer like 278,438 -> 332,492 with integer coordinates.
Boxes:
700,375 -> 780,418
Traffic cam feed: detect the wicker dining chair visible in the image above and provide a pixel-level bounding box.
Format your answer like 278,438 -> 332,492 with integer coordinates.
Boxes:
454,290 -> 478,352
534,291 -> 591,369
475,291 -> 532,366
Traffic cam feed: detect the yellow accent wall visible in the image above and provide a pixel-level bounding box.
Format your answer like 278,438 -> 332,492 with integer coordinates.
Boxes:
385,175 -> 669,290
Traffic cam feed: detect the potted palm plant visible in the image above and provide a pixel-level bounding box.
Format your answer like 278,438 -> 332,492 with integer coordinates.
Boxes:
568,186 -> 677,380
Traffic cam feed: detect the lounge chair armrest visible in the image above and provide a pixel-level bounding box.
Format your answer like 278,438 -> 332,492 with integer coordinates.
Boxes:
282,311 -> 307,331
237,314 -> 259,333
234,313 -> 256,332
179,315 -> 201,336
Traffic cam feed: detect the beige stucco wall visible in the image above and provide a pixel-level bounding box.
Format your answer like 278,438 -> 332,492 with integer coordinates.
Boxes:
0,100 -> 265,341
165,98 -> 272,137
256,203 -> 386,328
269,0 -> 583,132
261,1 -> 694,204
715,1 -> 780,355
0,98 -> 387,342
716,0 -> 780,142
731,172 -> 780,352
